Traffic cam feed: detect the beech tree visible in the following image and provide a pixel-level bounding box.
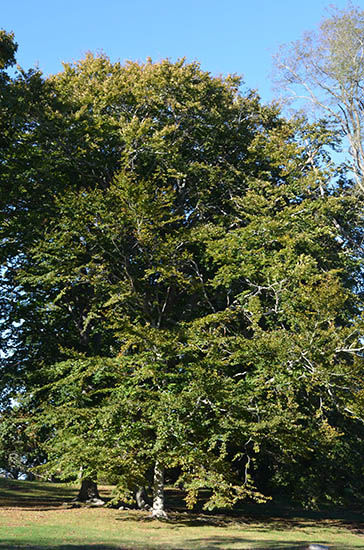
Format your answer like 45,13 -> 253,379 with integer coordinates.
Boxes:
19,55 -> 280,515
273,5 -> 364,193
9,54 -> 362,515
2,46 -> 364,513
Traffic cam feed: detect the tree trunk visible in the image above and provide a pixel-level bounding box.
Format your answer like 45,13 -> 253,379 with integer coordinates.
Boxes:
135,486 -> 150,510
151,461 -> 167,518
9,468 -> 20,480
77,479 -> 104,505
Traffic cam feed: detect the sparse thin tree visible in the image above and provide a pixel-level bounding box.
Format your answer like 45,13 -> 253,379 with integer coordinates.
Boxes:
274,4 -> 364,193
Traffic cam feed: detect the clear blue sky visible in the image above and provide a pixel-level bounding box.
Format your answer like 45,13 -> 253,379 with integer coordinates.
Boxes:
2,0 -> 361,103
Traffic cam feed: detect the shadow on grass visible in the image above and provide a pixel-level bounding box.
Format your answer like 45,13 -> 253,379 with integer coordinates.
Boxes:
1,540 -> 361,550
0,541 -> 305,550
114,509 -> 364,536
186,541 -> 305,550
0,479 -> 75,495
0,544 -> 123,550
0,479 -> 76,508
184,541 -> 363,550
0,478 -> 113,509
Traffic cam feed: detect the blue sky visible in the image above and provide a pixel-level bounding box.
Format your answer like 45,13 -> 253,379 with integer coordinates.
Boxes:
2,0 -> 361,104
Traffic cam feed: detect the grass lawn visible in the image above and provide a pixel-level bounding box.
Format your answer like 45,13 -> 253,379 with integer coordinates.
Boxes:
0,478 -> 363,549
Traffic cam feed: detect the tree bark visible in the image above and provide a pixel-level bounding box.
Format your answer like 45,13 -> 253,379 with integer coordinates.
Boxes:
76,479 -> 104,505
135,486 -> 150,510
151,461 -> 167,518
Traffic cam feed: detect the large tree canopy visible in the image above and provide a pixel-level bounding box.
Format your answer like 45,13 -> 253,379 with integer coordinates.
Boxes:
2,51 -> 364,513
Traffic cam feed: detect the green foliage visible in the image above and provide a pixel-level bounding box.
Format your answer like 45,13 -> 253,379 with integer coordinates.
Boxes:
0,406 -> 46,479
0,30 -> 17,70
1,49 -> 364,510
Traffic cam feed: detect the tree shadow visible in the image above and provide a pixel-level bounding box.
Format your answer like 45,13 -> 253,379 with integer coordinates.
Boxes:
114,509 -> 364,535
185,539 -> 307,550
0,544 -> 124,550
0,479 -> 112,509
183,539 -> 362,550
1,539 -> 362,550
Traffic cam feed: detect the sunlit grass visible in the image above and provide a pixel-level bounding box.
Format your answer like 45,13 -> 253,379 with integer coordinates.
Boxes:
0,478 -> 363,549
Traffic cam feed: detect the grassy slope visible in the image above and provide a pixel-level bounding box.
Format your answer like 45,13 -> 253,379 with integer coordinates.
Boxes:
0,478 -> 363,549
